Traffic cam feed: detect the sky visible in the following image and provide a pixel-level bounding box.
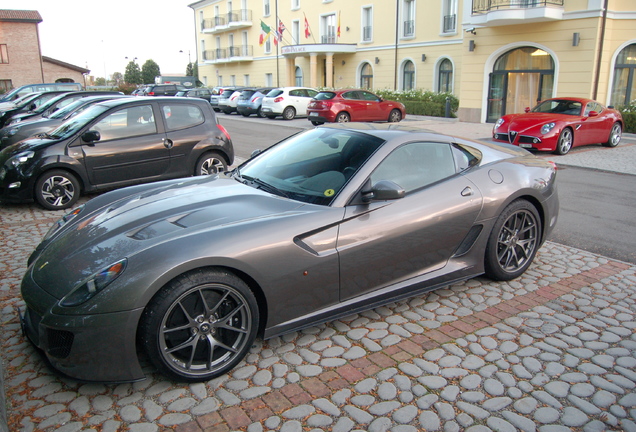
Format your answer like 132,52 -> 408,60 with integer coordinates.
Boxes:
4,0 -> 197,79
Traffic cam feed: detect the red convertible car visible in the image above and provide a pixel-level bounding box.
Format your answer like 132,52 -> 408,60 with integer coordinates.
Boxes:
307,89 -> 406,125
492,97 -> 623,155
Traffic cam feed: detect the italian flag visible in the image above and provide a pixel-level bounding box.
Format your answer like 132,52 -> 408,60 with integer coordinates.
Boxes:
259,21 -> 271,46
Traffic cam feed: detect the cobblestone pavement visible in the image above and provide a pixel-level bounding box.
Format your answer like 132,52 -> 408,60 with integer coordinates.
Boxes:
1,199 -> 636,432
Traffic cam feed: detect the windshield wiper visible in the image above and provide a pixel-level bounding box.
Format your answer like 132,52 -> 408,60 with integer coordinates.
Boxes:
241,174 -> 290,198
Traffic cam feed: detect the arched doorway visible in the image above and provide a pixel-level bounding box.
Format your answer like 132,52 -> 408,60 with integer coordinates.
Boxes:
438,58 -> 453,93
486,46 -> 554,122
360,63 -> 373,89
610,43 -> 636,107
402,60 -> 415,91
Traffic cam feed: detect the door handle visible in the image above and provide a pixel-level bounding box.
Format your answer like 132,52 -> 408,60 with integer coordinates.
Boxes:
163,138 -> 173,149
461,187 -> 473,197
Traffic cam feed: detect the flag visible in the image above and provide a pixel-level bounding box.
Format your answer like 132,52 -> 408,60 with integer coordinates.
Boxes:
304,15 -> 311,38
278,19 -> 286,42
337,11 -> 341,38
259,20 -> 271,46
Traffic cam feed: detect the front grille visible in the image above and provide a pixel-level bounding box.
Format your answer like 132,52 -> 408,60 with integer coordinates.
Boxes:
519,135 -> 541,144
46,328 -> 74,359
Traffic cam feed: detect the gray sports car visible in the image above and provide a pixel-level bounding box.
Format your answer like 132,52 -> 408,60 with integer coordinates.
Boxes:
20,124 -> 559,383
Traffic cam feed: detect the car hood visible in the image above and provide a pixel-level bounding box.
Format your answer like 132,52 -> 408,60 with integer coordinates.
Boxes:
0,136 -> 59,159
31,176 -> 309,299
502,113 -> 574,133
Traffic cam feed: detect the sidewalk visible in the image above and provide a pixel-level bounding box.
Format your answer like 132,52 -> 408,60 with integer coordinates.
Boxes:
1,119 -> 635,432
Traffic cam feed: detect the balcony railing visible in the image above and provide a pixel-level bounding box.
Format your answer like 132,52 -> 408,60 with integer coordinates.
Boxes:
472,0 -> 563,14
443,14 -> 456,32
201,10 -> 252,31
403,20 -> 414,37
227,9 -> 252,24
203,46 -> 253,62
229,45 -> 253,57
321,34 -> 337,44
362,26 -> 372,41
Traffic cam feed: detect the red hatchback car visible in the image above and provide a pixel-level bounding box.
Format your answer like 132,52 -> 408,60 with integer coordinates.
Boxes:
307,89 -> 406,125
492,97 -> 623,155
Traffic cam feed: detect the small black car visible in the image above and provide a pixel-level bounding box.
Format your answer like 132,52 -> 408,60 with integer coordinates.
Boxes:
142,84 -> 187,96
0,97 -> 233,210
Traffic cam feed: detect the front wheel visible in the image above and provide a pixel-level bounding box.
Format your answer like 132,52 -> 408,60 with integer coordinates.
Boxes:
554,128 -> 573,155
35,170 -> 80,211
257,107 -> 266,118
603,122 -> 622,148
311,121 -> 324,126
388,109 -> 402,123
195,151 -> 227,175
140,269 -> 259,382
484,199 -> 541,281
282,106 -> 296,120
335,112 -> 350,123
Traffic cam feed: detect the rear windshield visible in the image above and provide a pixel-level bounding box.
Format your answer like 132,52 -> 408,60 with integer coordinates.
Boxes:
240,90 -> 256,99
266,89 -> 283,98
315,92 -> 336,100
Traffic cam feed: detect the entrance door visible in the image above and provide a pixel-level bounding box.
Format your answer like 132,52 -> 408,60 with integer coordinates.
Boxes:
506,72 -> 541,114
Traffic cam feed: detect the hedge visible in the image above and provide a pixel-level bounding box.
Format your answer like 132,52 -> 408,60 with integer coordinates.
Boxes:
375,89 -> 459,118
619,104 -> 636,133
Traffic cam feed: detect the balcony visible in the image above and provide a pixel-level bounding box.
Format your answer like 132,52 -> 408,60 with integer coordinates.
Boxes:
321,34 -> 336,44
443,14 -> 456,33
403,20 -> 414,37
201,9 -> 252,33
202,46 -> 254,63
362,26 -> 372,42
469,0 -> 564,26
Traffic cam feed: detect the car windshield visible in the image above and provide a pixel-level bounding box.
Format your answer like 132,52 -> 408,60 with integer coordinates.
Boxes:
47,104 -> 111,140
315,92 -> 336,100
13,93 -> 41,108
531,99 -> 582,116
234,128 -> 384,206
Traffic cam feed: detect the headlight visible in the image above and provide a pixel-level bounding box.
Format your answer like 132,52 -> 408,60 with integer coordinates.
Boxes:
43,205 -> 85,241
9,118 -> 21,125
3,127 -> 19,137
59,259 -> 127,307
8,151 -> 34,167
495,118 -> 504,128
541,122 -> 556,134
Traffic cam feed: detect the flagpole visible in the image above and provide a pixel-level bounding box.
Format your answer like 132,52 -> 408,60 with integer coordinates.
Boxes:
275,0 -> 280,87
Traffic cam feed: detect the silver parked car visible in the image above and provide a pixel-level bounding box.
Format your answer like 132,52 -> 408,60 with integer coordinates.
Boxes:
20,124 -> 558,382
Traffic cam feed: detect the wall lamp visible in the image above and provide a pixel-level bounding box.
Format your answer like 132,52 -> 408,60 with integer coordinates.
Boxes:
375,57 -> 380,64
421,54 -> 427,62
342,60 -> 346,65
573,32 -> 580,47
468,40 -> 476,52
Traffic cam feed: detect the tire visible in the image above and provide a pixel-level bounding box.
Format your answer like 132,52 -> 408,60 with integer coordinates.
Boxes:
266,115 -> 277,119
335,112 -> 350,123
484,199 -> 542,281
241,112 -> 250,117
282,106 -> 296,120
34,170 -> 80,211
311,121 -> 324,126
195,151 -> 227,175
388,109 -> 402,123
603,122 -> 622,148
257,107 -> 266,118
140,269 -> 259,382
554,128 -> 573,155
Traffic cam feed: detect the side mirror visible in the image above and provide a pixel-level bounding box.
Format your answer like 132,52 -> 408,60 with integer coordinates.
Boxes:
588,110 -> 599,117
362,180 -> 405,202
250,149 -> 262,158
29,103 -> 37,111
524,107 -> 531,113
81,130 -> 101,143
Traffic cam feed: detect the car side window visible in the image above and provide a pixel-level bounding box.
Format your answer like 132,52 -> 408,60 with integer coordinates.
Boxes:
289,89 -> 303,97
306,89 -> 318,98
93,105 -> 157,141
371,142 -> 457,193
360,91 -> 379,102
162,104 -> 205,130
342,91 -> 358,100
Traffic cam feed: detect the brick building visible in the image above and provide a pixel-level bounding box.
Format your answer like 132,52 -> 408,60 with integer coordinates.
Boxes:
0,9 -> 89,94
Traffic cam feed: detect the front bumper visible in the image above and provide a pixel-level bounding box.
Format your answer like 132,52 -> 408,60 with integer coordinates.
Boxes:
0,165 -> 37,204
20,270 -> 146,382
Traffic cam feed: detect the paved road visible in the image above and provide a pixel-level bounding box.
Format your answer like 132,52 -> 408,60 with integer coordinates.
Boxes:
1,116 -> 635,432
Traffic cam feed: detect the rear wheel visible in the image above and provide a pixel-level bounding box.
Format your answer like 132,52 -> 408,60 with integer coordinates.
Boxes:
335,112 -> 350,123
603,122 -> 622,148
140,269 -> 259,382
282,106 -> 296,120
484,200 -> 541,281
266,115 -> 277,119
554,128 -> 573,155
195,151 -> 227,175
35,170 -> 80,211
388,109 -> 402,123
257,107 -> 266,118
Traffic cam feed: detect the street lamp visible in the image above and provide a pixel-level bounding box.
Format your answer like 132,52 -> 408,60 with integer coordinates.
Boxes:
179,50 -> 192,64
125,56 -> 138,63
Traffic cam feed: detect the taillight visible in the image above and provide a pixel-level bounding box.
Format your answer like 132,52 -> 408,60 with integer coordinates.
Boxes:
274,97 -> 284,103
148,92 -> 155,96
217,124 -> 231,142
231,94 -> 238,101
251,96 -> 259,103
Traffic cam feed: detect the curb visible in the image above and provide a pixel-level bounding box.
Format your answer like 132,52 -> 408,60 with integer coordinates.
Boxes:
0,361 -> 7,432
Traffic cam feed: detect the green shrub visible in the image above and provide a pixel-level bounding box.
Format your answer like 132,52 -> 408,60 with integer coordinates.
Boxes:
375,89 -> 459,118
619,104 -> 636,134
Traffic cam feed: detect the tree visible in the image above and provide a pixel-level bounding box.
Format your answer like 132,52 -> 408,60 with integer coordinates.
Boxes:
94,77 -> 106,86
124,61 -> 142,85
141,59 -> 161,85
112,72 -> 123,86
185,62 -> 199,81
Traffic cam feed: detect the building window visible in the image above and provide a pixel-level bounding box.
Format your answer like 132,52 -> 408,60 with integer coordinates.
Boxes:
441,0 -> 457,33
231,75 -> 236,85
265,73 -> 273,86
244,74 -> 250,85
0,80 -> 12,92
264,0 -> 270,17
438,58 -> 453,93
292,20 -> 300,44
292,0 -> 300,10
402,60 -> 415,91
362,6 -> 373,42
360,62 -> 373,89
217,76 -> 223,86
402,0 -> 415,38
295,67 -> 304,86
265,37 -> 272,54
0,44 -> 8,64
321,14 -> 337,43
611,43 -> 636,107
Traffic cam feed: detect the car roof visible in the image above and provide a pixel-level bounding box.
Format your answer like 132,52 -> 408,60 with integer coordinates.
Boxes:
94,96 -> 209,108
